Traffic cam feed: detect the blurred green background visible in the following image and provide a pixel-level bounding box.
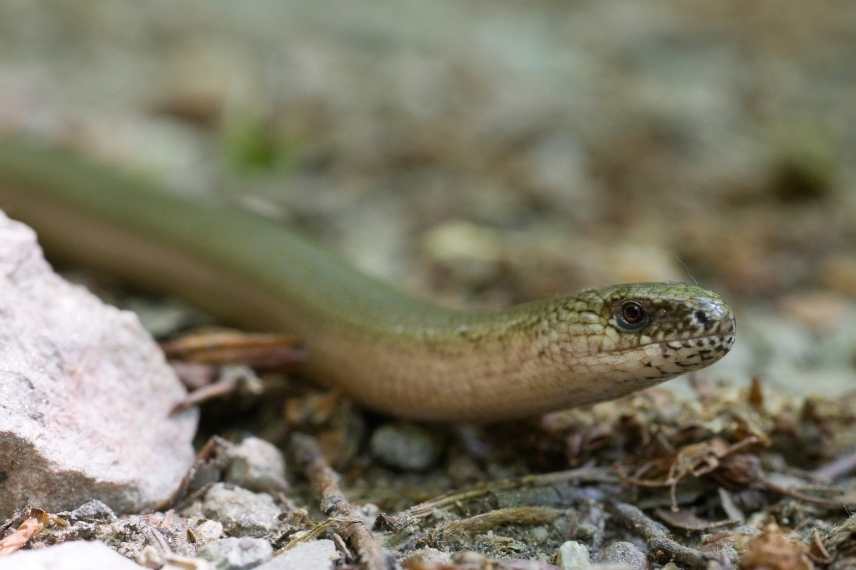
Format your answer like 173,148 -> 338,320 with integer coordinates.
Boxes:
1,1 -> 854,397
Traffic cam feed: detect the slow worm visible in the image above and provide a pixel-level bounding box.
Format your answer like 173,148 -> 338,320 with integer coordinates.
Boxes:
0,138 -> 735,421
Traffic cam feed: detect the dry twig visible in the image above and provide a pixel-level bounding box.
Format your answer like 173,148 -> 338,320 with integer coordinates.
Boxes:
607,501 -> 721,569
291,432 -> 391,570
388,465 -> 616,529
171,365 -> 264,414
429,506 -> 563,542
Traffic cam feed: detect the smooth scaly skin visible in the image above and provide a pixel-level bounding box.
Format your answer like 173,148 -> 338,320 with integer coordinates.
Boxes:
0,138 -> 736,421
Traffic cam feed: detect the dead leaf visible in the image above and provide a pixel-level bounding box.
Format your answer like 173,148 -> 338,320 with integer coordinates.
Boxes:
748,376 -> 765,412
620,436 -> 762,510
0,509 -> 49,555
740,523 -> 813,570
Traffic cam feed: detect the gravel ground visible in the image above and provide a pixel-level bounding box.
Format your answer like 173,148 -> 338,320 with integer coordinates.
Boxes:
0,2 -> 854,568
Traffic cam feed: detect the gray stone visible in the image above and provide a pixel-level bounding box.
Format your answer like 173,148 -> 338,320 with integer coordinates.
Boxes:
369,422 -> 444,471
197,537 -> 273,570
194,483 -> 282,537
530,525 -> 550,541
256,540 -> 339,570
224,437 -> 288,494
601,541 -> 648,570
62,499 -> 117,523
0,540 -> 144,570
0,212 -> 198,518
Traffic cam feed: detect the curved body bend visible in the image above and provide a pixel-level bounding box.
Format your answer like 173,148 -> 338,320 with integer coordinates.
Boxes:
0,139 -> 735,421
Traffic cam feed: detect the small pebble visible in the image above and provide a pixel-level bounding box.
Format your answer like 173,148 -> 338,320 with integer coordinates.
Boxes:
558,540 -> 591,570
63,499 -> 117,523
404,548 -> 454,568
224,437 -> 288,494
197,537 -> 273,570
191,519 -> 225,545
530,525 -> 550,542
255,540 -> 339,570
190,483 -> 281,537
600,541 -> 648,570
369,422 -> 444,471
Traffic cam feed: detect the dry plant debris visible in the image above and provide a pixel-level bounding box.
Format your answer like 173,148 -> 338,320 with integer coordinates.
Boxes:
162,328 -> 305,370
0,509 -> 50,556
3,341 -> 855,567
291,433 -> 393,570
739,523 -> 813,570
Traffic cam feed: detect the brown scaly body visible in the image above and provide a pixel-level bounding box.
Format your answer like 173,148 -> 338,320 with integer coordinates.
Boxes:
0,138 -> 735,421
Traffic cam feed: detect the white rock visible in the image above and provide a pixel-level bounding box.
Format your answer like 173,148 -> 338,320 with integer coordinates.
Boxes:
0,211 -> 198,517
256,540 -> 339,570
0,541 -> 145,570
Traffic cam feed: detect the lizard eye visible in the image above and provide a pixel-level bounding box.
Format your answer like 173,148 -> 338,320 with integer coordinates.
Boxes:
616,300 -> 649,330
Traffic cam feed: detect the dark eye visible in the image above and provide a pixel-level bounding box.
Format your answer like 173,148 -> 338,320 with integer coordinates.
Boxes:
616,300 -> 648,330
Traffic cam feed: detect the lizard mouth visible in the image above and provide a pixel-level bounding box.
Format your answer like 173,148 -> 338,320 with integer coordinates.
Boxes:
614,316 -> 736,378
660,320 -> 736,370
656,310 -> 736,366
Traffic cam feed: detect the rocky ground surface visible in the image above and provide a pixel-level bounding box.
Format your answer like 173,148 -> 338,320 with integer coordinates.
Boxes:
0,2 -> 854,569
